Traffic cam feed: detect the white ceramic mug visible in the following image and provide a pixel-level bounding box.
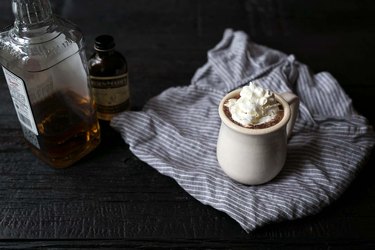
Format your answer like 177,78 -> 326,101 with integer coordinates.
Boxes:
216,89 -> 299,185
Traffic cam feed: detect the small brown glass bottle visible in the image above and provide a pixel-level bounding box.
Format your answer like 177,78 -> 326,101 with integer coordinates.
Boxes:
88,35 -> 130,121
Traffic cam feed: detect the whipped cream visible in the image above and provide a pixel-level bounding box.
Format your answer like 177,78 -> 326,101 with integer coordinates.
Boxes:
225,82 -> 280,127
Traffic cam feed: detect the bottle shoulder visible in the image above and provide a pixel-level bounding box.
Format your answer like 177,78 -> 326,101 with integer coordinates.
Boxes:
54,16 -> 84,43
5,16 -> 83,45
88,50 -> 128,76
0,16 -> 86,72
89,50 -> 127,62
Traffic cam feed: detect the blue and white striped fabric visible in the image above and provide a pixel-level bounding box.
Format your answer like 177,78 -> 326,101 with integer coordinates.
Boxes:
111,29 -> 375,232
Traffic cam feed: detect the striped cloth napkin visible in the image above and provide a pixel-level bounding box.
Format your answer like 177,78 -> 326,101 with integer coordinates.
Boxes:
111,29 -> 375,232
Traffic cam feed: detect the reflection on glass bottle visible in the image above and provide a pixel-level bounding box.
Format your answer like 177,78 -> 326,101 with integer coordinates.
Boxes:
0,0 -> 100,168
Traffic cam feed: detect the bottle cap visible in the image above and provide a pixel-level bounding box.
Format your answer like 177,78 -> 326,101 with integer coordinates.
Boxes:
94,35 -> 115,51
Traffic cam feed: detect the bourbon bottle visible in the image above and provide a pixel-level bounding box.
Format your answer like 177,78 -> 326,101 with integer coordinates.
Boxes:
88,35 -> 130,121
0,0 -> 100,168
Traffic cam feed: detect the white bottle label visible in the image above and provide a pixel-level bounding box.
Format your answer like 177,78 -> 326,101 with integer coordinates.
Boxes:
2,67 -> 39,135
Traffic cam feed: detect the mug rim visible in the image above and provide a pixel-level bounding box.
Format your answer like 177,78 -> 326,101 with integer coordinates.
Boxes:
218,88 -> 291,135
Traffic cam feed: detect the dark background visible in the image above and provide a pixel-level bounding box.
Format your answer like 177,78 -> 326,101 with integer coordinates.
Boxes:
0,0 -> 375,248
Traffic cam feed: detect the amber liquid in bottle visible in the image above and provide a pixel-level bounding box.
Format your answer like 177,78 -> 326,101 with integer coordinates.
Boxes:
29,90 -> 100,168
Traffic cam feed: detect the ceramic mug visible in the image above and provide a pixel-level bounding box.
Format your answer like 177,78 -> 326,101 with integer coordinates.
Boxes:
216,88 -> 299,185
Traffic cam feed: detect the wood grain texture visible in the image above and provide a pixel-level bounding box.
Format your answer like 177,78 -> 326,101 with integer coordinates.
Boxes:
0,0 -> 375,248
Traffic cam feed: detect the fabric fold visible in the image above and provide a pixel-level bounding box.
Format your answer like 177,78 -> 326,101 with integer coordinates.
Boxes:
111,29 -> 375,232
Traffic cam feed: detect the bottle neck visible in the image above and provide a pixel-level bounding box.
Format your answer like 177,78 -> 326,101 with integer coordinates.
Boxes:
12,0 -> 53,35
95,48 -> 115,57
93,35 -> 116,56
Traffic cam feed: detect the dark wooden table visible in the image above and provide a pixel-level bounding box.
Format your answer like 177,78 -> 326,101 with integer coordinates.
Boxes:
1,0 -> 375,248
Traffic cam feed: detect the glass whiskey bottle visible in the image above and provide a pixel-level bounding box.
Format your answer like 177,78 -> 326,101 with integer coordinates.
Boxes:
0,0 -> 100,168
88,35 -> 130,121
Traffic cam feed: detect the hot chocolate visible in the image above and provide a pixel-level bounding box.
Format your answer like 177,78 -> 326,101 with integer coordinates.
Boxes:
223,82 -> 283,129
217,83 -> 299,185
